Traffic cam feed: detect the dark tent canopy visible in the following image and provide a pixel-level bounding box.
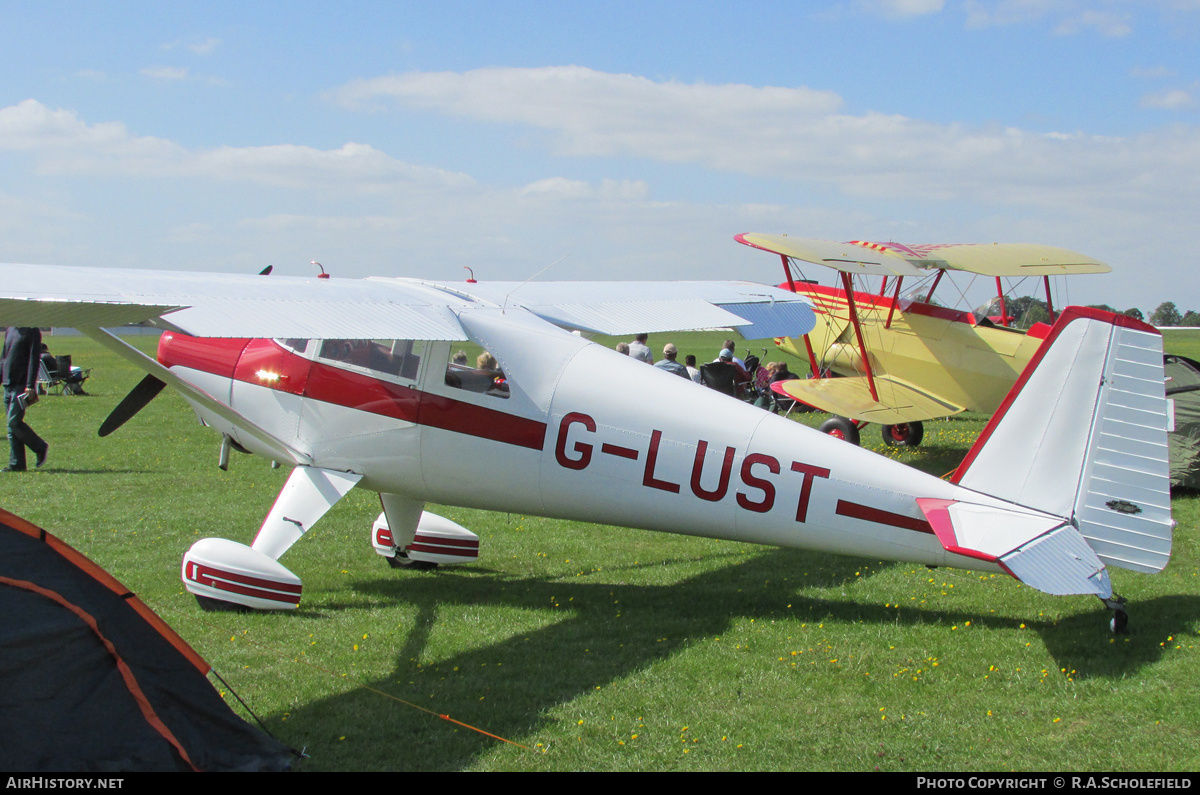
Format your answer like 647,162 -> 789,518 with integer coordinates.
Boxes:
0,509 -> 294,772
1166,354 -> 1200,491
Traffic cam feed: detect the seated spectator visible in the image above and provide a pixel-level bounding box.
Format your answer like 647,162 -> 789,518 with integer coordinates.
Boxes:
720,339 -> 746,369
700,349 -> 751,398
654,343 -> 691,379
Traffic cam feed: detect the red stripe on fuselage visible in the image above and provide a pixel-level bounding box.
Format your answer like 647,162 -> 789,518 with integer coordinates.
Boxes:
835,499 -> 933,535
159,335 -> 546,451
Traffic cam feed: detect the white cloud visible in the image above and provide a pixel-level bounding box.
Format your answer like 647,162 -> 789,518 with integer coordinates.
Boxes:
140,66 -> 190,81
860,0 -> 945,17
964,0 -> 1061,29
1132,65 -> 1177,80
1054,9 -> 1133,36
187,38 -> 221,55
1140,87 -> 1197,109
334,66 -> 844,144
331,66 -> 1200,217
0,100 -> 473,192
161,37 -> 221,55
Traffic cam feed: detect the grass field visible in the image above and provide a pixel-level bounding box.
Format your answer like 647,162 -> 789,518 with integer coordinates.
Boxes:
4,331 -> 1199,772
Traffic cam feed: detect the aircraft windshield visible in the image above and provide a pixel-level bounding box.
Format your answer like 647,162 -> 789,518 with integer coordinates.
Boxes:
311,339 -> 424,382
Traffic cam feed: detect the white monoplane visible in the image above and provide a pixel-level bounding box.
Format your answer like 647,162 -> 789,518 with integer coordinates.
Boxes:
0,263 -> 1173,631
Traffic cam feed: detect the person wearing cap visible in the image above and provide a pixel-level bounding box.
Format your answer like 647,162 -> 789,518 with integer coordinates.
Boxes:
719,339 -> 746,369
654,343 -> 691,379
628,333 -> 653,364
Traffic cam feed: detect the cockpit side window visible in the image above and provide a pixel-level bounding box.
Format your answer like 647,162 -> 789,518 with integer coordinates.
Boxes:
443,348 -> 509,399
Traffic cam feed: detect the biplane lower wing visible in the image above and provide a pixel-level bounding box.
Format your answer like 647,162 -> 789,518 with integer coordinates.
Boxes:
771,374 -> 965,424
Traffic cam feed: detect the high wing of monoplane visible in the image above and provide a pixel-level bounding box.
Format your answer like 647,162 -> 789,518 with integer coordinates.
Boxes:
735,233 -> 1112,446
0,261 -> 1169,632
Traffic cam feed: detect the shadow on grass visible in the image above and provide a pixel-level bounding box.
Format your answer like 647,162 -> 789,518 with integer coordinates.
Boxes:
266,548 -> 1194,770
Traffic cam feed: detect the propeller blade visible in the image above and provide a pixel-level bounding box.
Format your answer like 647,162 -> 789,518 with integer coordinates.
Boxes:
259,265 -> 273,275
99,374 -> 167,437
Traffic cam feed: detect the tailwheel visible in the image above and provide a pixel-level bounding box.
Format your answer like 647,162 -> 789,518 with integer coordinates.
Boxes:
882,421 -> 924,448
818,416 -> 861,446
1102,595 -> 1129,634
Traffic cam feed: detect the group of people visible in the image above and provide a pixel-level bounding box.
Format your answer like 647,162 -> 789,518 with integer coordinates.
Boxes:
615,333 -> 707,384
615,333 -> 799,412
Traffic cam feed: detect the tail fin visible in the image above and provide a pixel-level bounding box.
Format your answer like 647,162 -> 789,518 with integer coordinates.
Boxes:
950,307 -> 1174,575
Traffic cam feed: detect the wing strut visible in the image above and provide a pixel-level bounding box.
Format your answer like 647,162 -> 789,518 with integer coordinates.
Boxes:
1044,275 -> 1056,323
885,277 -> 904,330
780,254 -> 797,293
841,272 -> 879,403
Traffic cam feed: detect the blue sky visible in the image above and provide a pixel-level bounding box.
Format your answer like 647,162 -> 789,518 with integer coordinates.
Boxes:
2,0 -> 1199,314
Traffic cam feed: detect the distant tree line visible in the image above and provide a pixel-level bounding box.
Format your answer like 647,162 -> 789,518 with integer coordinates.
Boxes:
1087,301 -> 1200,327
995,298 -> 1199,328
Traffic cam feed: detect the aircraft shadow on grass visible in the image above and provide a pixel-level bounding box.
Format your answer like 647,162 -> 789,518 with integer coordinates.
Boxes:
267,548 -> 1198,771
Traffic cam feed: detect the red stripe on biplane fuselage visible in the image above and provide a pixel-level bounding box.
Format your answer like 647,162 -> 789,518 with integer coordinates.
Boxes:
783,283 -> 978,326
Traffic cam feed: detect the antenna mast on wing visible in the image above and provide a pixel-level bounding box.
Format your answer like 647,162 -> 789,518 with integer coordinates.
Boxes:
502,252 -> 572,313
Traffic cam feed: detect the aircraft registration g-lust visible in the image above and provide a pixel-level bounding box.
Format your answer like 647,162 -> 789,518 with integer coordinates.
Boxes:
0,261 -> 1174,631
735,233 -> 1112,448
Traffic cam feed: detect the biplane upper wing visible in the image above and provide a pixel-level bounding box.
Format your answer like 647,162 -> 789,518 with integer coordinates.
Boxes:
771,373 -> 965,425
0,264 -> 815,341
736,234 -> 1109,277
735,234 -> 927,277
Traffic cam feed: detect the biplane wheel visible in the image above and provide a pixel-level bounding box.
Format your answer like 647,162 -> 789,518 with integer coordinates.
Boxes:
881,421 -> 924,448
819,416 -> 860,445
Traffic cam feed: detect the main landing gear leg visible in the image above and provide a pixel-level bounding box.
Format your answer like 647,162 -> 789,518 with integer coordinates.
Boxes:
372,494 -> 481,569
372,494 -> 437,569
1101,594 -> 1129,634
182,466 -> 363,611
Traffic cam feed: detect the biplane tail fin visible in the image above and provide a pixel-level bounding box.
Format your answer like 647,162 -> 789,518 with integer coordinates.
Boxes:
949,307 -> 1174,576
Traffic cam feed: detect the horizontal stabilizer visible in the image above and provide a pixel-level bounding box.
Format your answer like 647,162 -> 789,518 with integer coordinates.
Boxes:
918,498 -> 1112,597
999,526 -> 1112,598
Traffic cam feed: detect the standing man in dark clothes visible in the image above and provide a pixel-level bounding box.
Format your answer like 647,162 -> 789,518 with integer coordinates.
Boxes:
3,327 -> 49,472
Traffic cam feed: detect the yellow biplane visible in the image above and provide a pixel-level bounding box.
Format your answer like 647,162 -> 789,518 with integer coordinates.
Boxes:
735,233 -> 1111,447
